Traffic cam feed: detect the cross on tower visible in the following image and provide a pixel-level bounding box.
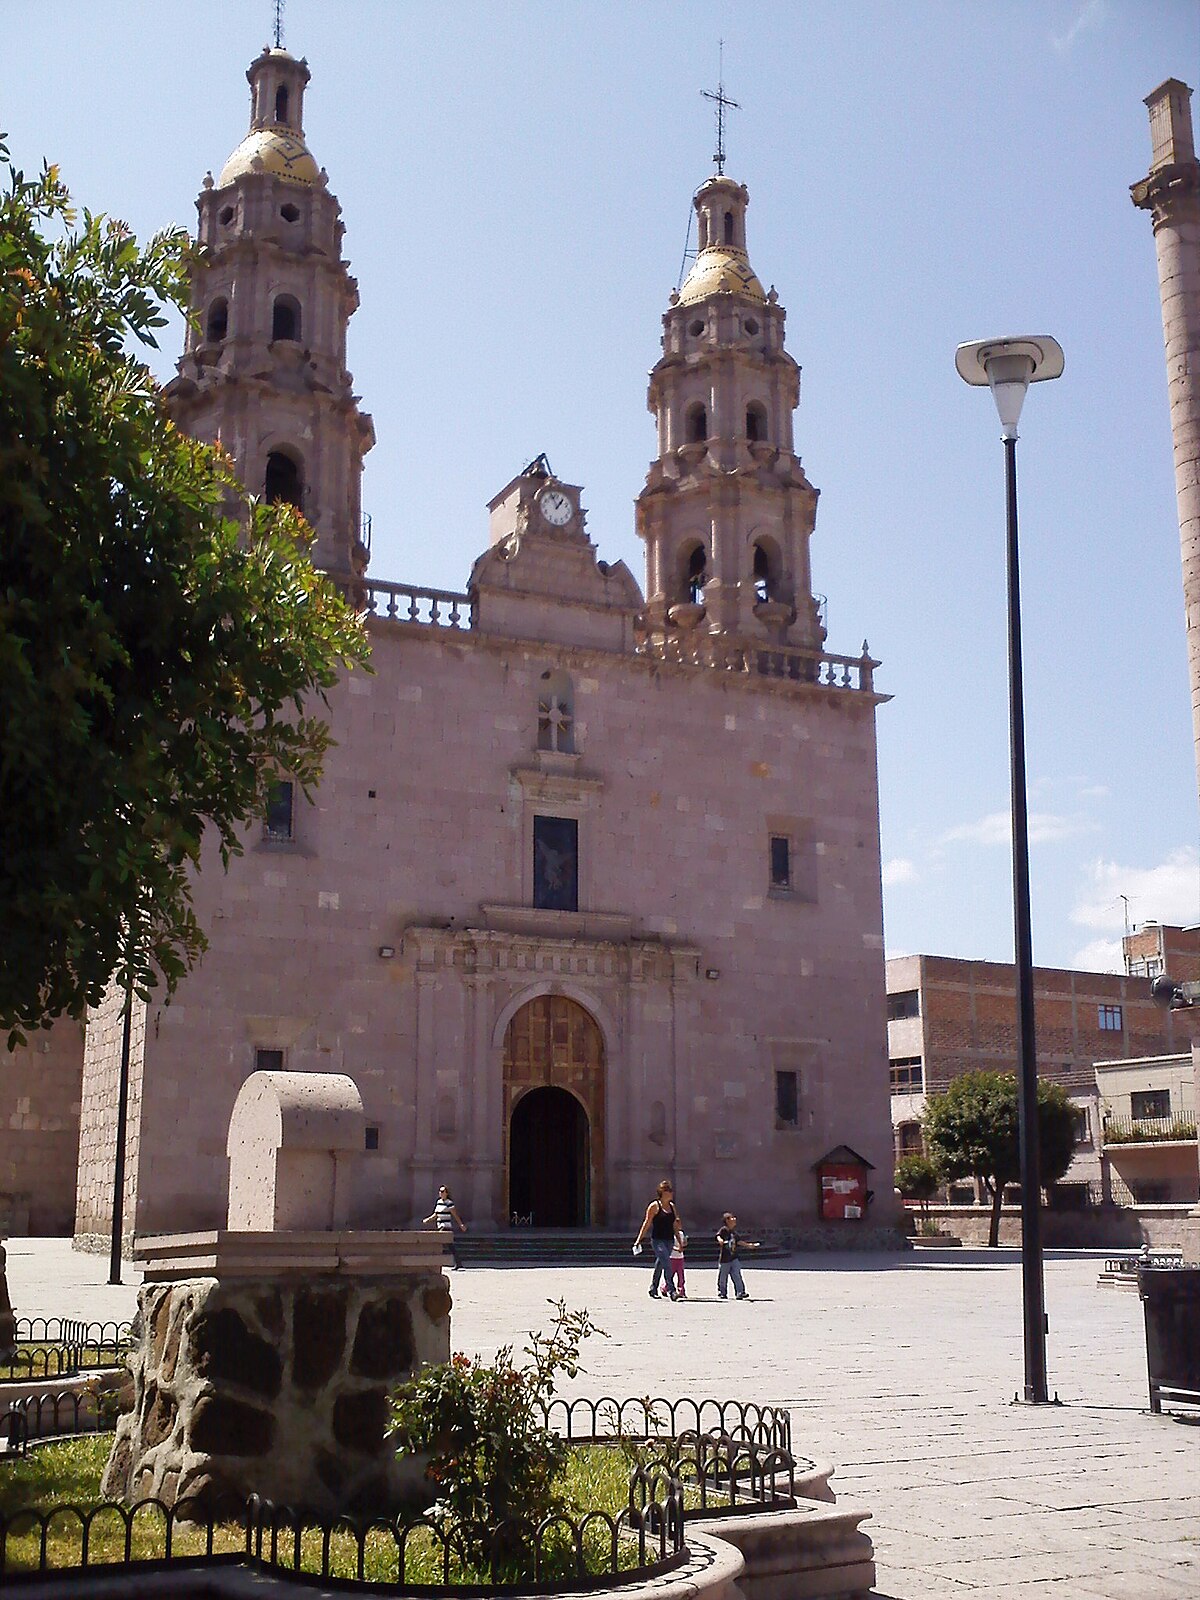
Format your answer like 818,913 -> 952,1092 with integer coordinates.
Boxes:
273,0 -> 285,48
701,42 -> 740,176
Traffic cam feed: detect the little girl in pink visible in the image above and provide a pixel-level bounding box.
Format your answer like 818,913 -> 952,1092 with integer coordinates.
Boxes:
664,1232 -> 687,1299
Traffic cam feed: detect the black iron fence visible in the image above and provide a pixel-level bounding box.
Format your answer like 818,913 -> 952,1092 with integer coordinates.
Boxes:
540,1395 -> 792,1454
1,1322 -> 131,1385
0,1487 -> 687,1588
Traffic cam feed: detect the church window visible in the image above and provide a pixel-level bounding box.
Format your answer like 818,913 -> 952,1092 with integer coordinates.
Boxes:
684,543 -> 708,604
264,778 -> 295,840
769,834 -> 791,890
365,1125 -> 380,1151
688,319 -> 705,338
255,1048 -> 285,1072
686,403 -> 707,444
280,202 -> 300,223
275,85 -> 289,124
206,297 -> 228,343
218,205 -> 235,226
272,294 -> 301,342
755,544 -> 784,604
775,1070 -> 799,1128
265,450 -> 303,508
533,815 -> 579,912
723,210 -> 734,244
746,402 -> 768,443
537,671 -> 575,754
744,317 -> 759,336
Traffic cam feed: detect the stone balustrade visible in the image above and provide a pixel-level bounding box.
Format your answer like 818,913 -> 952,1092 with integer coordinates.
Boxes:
641,632 -> 878,692
362,579 -> 474,629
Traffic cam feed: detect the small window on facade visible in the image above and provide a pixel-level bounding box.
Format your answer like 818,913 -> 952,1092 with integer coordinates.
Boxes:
275,85 -> 289,124
536,671 -> 575,753
206,298 -> 228,343
1130,1088 -> 1171,1121
746,403 -> 767,443
887,990 -> 920,1021
723,210 -> 734,244
255,1047 -> 284,1072
1097,1004 -> 1123,1031
1071,1108 -> 1091,1145
533,815 -> 578,911
265,450 -> 303,508
218,205 -> 235,226
688,319 -> 705,337
775,1070 -> 799,1127
264,778 -> 294,840
685,544 -> 708,604
744,317 -> 759,336
889,1058 -> 923,1091
272,295 -> 301,342
365,1126 -> 380,1151
897,1121 -> 923,1154
280,203 -> 300,223
686,403 -> 708,443
769,835 -> 791,890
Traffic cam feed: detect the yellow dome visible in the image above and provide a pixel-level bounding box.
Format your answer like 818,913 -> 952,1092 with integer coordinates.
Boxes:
217,127 -> 319,188
677,246 -> 766,307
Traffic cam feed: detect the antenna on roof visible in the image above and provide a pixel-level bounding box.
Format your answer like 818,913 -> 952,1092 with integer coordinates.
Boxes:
273,0 -> 285,48
701,40 -> 740,176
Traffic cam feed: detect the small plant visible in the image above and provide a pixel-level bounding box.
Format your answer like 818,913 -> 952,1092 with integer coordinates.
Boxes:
915,1217 -> 943,1237
389,1301 -> 604,1558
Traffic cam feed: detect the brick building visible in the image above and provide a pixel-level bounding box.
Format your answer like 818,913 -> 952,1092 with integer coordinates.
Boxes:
886,949 -> 1197,1194
1122,921 -> 1200,982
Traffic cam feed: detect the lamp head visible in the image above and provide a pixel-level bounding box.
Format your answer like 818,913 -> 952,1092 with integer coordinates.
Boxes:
955,336 -> 1064,440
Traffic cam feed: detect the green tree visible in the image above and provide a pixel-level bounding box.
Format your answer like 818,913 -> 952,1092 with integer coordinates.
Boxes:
0,143 -> 369,1041
922,1071 -> 1077,1247
893,1152 -> 940,1216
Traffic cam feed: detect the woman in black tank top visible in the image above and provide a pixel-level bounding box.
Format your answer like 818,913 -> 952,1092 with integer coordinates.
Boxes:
633,1179 -> 683,1301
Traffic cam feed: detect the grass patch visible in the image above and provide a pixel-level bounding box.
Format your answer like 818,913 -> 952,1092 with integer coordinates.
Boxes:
3,1344 -> 125,1381
0,1440 -> 693,1582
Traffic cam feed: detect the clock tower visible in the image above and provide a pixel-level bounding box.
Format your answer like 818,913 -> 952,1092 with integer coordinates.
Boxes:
164,45 -> 374,590
636,173 -> 824,650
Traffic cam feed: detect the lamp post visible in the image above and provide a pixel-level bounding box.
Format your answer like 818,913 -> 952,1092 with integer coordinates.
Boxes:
956,336 -> 1064,1405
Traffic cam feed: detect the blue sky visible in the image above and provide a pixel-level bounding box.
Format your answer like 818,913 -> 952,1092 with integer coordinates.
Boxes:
6,1 -> 1199,972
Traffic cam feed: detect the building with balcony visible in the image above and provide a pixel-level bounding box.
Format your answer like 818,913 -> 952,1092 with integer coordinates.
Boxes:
1097,1054 -> 1199,1206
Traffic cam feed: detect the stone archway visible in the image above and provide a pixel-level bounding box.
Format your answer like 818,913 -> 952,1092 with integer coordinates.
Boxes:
503,995 -> 605,1227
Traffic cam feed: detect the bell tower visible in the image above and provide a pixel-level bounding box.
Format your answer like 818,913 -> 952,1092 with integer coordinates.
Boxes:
636,173 -> 824,648
165,45 -> 374,589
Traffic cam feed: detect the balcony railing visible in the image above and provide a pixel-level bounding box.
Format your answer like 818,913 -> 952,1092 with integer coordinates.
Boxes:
362,579 -> 474,629
1103,1114 -> 1198,1146
638,632 -> 877,692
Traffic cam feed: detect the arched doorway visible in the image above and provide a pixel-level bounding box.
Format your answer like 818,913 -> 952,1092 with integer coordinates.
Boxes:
503,994 -> 605,1227
509,1087 -> 589,1227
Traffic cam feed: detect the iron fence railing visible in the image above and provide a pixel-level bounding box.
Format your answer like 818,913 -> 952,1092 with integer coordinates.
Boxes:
539,1395 -> 792,1454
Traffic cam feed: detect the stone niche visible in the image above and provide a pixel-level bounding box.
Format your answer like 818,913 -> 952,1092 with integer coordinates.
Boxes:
101,1231 -> 449,1516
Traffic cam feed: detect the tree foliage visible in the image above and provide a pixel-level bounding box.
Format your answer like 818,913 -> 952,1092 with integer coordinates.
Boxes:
0,142 -> 370,1040
893,1153 -> 940,1211
922,1071 -> 1077,1246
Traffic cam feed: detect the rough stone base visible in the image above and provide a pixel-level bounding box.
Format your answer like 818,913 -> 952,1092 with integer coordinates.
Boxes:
101,1269 -> 450,1516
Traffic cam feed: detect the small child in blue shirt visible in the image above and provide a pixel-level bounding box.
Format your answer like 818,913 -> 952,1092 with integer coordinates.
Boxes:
716,1213 -> 759,1300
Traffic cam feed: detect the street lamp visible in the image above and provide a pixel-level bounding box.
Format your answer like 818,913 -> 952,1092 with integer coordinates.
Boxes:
956,335 -> 1064,1406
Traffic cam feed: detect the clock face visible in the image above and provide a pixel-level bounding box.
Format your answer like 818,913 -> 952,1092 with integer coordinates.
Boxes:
538,489 -> 573,527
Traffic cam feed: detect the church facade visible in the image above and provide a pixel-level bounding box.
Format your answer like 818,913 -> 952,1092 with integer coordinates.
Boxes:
75,46 -> 897,1240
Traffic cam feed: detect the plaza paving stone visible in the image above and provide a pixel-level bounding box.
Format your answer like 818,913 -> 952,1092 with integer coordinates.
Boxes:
4,1240 -> 1197,1597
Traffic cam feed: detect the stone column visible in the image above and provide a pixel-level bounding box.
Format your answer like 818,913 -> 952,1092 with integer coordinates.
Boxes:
1131,79 -> 1200,790
1132,80 -> 1200,1259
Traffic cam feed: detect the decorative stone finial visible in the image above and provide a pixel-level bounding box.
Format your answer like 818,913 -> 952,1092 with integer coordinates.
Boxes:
202,172 -> 214,189
767,286 -> 778,304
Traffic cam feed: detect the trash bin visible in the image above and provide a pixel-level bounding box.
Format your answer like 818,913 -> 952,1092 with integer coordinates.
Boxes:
1137,1267 -> 1200,1413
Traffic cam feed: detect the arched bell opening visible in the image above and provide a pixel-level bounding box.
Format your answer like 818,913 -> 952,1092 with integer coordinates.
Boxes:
265,449 -> 303,509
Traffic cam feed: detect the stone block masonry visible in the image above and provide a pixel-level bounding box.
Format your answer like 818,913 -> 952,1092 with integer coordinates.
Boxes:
102,1243 -> 450,1516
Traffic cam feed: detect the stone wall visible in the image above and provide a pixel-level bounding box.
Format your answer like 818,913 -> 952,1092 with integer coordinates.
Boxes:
101,1269 -> 450,1516
921,1203 -> 1199,1251
1,1018 -> 84,1235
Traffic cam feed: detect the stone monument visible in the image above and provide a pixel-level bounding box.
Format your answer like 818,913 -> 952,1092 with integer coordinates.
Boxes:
101,1072 -> 449,1516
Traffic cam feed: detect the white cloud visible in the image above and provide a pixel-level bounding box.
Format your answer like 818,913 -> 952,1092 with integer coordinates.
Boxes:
1070,847 -> 1200,931
941,811 -> 1095,848
882,857 -> 918,888
1071,937 -> 1124,973
1052,0 -> 1105,52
